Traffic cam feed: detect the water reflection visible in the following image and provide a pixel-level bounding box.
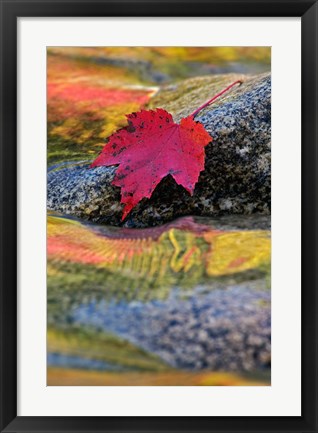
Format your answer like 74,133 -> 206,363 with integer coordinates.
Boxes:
47,214 -> 271,384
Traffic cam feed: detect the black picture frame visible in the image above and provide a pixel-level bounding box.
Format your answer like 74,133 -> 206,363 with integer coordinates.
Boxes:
0,1 -> 317,432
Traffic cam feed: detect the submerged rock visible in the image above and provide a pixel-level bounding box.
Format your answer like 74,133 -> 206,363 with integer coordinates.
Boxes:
72,284 -> 271,372
47,73 -> 271,227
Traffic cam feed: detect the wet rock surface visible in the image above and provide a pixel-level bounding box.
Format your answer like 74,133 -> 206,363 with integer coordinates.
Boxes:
47,73 -> 271,228
72,283 -> 270,372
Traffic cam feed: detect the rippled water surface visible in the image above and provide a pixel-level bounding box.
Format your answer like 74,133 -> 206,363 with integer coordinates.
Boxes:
47,214 -> 271,385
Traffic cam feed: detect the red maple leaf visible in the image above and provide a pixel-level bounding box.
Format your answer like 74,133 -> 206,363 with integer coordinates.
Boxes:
91,80 -> 241,220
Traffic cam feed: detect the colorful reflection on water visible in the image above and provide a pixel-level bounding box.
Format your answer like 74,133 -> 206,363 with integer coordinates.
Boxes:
47,214 -> 271,386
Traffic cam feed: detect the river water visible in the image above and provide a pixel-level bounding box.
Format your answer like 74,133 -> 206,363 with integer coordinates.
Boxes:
47,213 -> 271,385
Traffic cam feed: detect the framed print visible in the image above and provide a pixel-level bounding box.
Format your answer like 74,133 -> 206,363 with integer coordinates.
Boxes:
0,0 -> 317,432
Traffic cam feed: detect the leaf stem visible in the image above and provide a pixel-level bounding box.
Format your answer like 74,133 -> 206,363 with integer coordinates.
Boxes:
190,79 -> 243,118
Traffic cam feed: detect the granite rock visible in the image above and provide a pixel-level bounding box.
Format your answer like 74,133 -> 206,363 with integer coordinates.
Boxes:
72,283 -> 271,372
47,73 -> 271,227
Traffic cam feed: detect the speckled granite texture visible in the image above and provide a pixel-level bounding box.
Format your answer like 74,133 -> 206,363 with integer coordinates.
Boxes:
72,283 -> 271,371
47,73 -> 271,228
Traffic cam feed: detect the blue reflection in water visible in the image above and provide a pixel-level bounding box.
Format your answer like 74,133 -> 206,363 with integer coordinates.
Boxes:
47,352 -> 130,371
